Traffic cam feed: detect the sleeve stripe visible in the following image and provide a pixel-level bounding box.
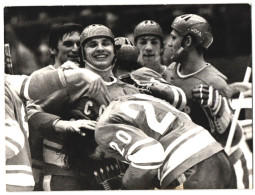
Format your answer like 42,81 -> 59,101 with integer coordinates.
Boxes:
127,137 -> 155,157
161,129 -> 218,182
21,76 -> 31,101
173,86 -> 187,110
5,136 -> 23,152
6,165 -> 33,172
131,161 -> 162,170
128,142 -> 165,170
5,141 -> 20,156
58,68 -> 67,88
170,86 -> 179,107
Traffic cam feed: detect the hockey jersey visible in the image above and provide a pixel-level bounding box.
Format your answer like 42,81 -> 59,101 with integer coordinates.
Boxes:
5,82 -> 35,191
95,94 -> 223,189
26,65 -> 139,177
162,63 -> 242,145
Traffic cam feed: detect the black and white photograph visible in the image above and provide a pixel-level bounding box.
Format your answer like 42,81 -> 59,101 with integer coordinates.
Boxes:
1,0 -> 253,193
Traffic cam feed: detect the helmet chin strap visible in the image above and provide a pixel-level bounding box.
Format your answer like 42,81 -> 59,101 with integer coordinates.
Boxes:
84,60 -> 113,72
171,47 -> 184,60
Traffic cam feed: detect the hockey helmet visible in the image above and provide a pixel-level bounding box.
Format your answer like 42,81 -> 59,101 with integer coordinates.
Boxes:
171,14 -> 213,49
115,37 -> 139,62
134,20 -> 164,43
80,24 -> 115,61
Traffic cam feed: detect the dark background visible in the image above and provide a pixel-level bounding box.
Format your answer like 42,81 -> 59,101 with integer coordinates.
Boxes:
4,4 -> 252,83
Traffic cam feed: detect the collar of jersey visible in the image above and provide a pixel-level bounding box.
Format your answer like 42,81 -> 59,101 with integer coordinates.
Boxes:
177,63 -> 210,78
103,76 -> 117,86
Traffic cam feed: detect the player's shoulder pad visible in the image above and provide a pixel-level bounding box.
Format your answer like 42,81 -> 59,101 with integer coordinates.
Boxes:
206,64 -> 228,81
131,67 -> 163,80
195,64 -> 229,84
196,64 -> 232,96
116,79 -> 140,93
131,67 -> 167,86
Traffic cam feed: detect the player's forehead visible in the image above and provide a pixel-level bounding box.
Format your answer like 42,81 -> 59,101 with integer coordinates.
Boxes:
85,37 -> 113,45
170,29 -> 181,38
61,31 -> 80,42
137,35 -> 160,42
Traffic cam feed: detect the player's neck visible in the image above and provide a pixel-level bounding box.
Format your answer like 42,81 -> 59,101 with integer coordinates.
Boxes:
180,52 -> 206,75
145,63 -> 166,75
85,66 -> 113,82
53,59 -> 62,69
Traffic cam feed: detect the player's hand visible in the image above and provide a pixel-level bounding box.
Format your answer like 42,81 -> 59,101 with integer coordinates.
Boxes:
54,119 -> 97,136
80,69 -> 110,98
192,84 -> 223,116
61,60 -> 80,69
229,82 -> 252,97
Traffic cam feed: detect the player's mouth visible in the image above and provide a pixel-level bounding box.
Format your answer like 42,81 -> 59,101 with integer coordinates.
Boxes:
93,54 -> 110,61
143,54 -> 155,58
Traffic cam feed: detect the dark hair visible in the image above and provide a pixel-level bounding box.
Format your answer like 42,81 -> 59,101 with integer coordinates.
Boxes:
183,34 -> 206,54
49,23 -> 83,50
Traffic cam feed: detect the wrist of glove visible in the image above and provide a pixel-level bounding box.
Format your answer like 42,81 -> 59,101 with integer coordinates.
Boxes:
192,84 -> 224,117
192,84 -> 232,134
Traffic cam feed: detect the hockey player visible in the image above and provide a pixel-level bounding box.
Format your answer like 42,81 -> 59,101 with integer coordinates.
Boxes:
95,94 -> 237,189
133,20 -> 168,77
115,36 -> 186,111
26,24 -> 138,191
164,14 -> 249,188
5,63 -> 103,191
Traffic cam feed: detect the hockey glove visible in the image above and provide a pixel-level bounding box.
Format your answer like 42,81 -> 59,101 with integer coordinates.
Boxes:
192,84 -> 232,134
92,158 -> 127,190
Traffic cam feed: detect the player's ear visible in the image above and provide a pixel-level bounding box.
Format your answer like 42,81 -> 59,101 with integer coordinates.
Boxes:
160,42 -> 164,56
184,35 -> 192,48
50,48 -> 57,55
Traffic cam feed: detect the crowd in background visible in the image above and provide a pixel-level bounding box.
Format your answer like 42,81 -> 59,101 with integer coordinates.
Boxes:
4,4 -> 251,82
3,4 -> 253,192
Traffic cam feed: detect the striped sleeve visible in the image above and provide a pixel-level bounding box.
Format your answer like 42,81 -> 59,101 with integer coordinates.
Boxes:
5,85 -> 25,159
159,125 -> 223,188
150,83 -> 187,111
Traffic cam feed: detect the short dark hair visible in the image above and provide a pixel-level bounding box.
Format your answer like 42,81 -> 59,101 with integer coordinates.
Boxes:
49,23 -> 83,50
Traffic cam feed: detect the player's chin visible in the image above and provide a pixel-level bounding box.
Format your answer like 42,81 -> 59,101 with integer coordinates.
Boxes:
68,57 -> 81,64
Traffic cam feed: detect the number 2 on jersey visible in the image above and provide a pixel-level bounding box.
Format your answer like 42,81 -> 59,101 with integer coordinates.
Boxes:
120,100 -> 176,135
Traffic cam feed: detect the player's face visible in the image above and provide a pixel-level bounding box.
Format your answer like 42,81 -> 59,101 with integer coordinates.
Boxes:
55,31 -> 81,65
136,35 -> 162,68
162,36 -> 174,65
84,37 -> 115,70
168,30 -> 183,62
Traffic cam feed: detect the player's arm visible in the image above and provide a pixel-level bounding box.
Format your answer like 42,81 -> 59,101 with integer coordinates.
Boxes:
4,60 -> 105,101
22,67 -> 106,101
149,80 -> 187,111
127,68 -> 187,110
